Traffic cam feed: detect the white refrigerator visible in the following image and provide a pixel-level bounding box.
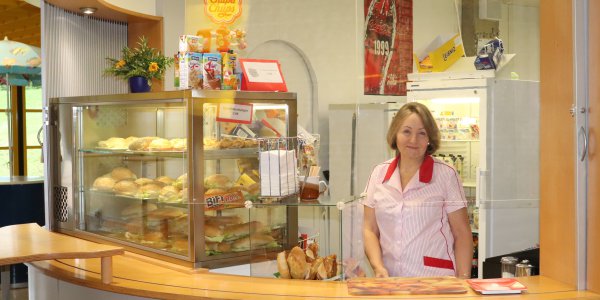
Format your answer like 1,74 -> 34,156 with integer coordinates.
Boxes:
406,77 -> 540,277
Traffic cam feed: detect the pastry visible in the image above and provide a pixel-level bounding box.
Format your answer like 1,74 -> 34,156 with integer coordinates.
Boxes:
148,138 -> 172,151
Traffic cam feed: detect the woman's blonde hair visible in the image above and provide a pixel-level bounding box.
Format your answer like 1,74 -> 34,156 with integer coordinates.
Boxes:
386,102 -> 440,155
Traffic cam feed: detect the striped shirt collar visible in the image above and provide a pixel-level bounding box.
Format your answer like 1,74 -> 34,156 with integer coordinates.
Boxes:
382,154 -> 434,184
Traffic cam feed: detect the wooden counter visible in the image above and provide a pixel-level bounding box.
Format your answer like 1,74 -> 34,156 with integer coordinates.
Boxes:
28,251 -> 600,300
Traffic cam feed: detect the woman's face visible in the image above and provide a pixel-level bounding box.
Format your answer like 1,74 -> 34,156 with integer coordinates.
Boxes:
395,113 -> 429,160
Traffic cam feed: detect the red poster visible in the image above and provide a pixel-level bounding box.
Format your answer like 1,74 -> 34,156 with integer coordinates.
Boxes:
364,0 -> 412,96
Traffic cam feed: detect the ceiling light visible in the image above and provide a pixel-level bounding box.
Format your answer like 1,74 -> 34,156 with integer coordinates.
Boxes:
79,7 -> 97,15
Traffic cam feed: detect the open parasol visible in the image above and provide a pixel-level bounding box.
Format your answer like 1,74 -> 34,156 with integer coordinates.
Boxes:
0,36 -> 41,86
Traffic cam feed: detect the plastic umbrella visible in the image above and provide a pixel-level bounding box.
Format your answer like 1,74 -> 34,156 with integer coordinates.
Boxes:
0,36 -> 41,86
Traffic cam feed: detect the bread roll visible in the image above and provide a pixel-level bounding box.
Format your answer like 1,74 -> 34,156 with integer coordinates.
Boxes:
230,234 -> 273,252
168,214 -> 189,236
111,167 -> 137,181
204,174 -> 232,189
113,180 -> 139,196
155,176 -> 174,186
148,138 -> 172,151
307,257 -> 324,280
204,224 -> 223,238
92,176 -> 116,191
223,221 -> 264,241
287,246 -> 309,279
205,188 -> 228,196
277,251 -> 291,279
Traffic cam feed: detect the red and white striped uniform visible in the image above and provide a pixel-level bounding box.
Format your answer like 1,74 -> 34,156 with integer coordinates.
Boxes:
362,155 -> 467,277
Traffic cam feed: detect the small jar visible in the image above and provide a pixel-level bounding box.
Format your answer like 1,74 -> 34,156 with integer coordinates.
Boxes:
500,256 -> 518,278
515,260 -> 533,277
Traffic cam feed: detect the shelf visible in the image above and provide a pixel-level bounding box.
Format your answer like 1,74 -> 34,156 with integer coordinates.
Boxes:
463,181 -> 476,188
204,148 -> 258,160
80,148 -> 186,158
86,190 -> 188,208
251,194 -> 360,208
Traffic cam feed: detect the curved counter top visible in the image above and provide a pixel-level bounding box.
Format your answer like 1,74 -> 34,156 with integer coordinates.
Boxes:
28,251 -> 600,300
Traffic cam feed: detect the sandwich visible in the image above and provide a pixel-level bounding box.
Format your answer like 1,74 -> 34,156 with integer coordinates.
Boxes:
147,207 -> 185,222
138,183 -> 162,198
158,185 -> 181,203
204,215 -> 242,227
121,203 -> 158,220
223,221 -> 264,241
170,238 -> 189,254
92,176 -> 116,192
168,214 -> 189,236
155,175 -> 174,186
170,138 -> 187,151
141,231 -> 168,248
173,173 -> 187,189
204,174 -> 233,190
205,241 -> 232,256
204,223 -> 225,243
230,233 -> 277,252
113,180 -> 139,196
110,167 -> 137,181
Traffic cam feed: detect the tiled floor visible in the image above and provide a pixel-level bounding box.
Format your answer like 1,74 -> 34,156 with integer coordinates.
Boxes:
0,288 -> 28,300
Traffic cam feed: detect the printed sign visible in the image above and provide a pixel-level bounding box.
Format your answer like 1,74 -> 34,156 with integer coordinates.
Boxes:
364,0 -> 412,96
216,103 -> 253,124
204,0 -> 243,24
204,190 -> 245,211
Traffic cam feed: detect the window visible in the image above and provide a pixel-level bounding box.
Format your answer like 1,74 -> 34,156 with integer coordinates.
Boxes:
25,86 -> 43,176
0,85 -> 9,176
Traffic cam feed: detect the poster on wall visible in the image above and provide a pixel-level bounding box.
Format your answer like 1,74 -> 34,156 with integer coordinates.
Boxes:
364,0 -> 412,96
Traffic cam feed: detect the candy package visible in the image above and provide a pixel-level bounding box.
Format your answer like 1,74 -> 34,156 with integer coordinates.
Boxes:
474,38 -> 504,70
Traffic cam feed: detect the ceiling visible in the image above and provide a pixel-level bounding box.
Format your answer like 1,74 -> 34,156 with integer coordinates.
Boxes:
0,0 -> 40,47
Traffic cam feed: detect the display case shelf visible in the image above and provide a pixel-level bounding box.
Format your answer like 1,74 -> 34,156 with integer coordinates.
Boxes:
203,148 -> 258,160
80,148 -> 187,158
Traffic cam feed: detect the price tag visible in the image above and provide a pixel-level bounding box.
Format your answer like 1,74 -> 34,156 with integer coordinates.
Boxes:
216,103 -> 253,124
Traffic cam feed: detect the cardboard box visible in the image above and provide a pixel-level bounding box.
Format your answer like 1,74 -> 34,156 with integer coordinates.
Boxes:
178,52 -> 203,89
415,34 -> 465,73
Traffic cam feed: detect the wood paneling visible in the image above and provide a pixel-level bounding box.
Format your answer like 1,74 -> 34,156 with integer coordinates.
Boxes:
539,0 -> 577,287
587,0 -> 600,293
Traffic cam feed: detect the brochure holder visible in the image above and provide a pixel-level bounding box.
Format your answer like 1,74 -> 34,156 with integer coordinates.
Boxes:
239,59 -> 288,92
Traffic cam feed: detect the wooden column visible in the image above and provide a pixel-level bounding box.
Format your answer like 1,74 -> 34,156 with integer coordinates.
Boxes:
539,0 -> 577,287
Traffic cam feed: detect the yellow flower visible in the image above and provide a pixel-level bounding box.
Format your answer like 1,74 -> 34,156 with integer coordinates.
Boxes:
115,60 -> 125,69
148,62 -> 159,73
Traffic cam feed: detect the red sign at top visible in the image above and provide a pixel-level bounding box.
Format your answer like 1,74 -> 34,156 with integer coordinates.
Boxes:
204,0 -> 243,24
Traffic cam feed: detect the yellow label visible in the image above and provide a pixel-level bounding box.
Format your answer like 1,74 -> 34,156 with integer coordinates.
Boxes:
204,0 -> 243,24
236,173 -> 256,186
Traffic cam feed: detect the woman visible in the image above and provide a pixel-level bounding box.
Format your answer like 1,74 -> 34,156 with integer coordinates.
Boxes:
362,102 -> 473,278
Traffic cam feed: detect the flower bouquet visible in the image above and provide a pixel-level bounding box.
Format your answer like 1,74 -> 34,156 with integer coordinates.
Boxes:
104,36 -> 174,92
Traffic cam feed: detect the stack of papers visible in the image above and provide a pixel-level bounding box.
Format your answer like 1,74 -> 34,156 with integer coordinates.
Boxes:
466,278 -> 527,295
259,150 -> 297,197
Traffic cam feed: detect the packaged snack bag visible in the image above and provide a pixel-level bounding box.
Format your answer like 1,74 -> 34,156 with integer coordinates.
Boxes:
202,53 -> 222,90
222,51 -> 238,90
179,35 -> 203,53
179,52 -> 203,89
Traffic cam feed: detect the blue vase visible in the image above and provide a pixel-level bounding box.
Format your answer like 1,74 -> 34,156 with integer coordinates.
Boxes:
128,76 -> 151,93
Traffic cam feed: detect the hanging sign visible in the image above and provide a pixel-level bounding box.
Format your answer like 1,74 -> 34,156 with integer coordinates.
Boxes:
364,0 -> 412,96
204,0 -> 243,24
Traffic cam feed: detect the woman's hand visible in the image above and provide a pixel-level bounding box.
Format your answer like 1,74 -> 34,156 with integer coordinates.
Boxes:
373,266 -> 389,278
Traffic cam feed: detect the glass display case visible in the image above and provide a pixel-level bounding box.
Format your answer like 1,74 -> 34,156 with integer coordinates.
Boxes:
48,90 -> 298,268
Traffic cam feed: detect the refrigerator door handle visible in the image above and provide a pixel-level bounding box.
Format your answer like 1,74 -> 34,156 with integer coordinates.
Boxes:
578,126 -> 588,162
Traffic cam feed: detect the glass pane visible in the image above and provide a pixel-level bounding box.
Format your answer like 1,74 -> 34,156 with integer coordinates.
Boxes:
26,112 -> 43,147
0,150 -> 9,176
0,85 -> 8,110
0,112 -> 9,147
27,148 -> 44,177
25,86 -> 43,110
